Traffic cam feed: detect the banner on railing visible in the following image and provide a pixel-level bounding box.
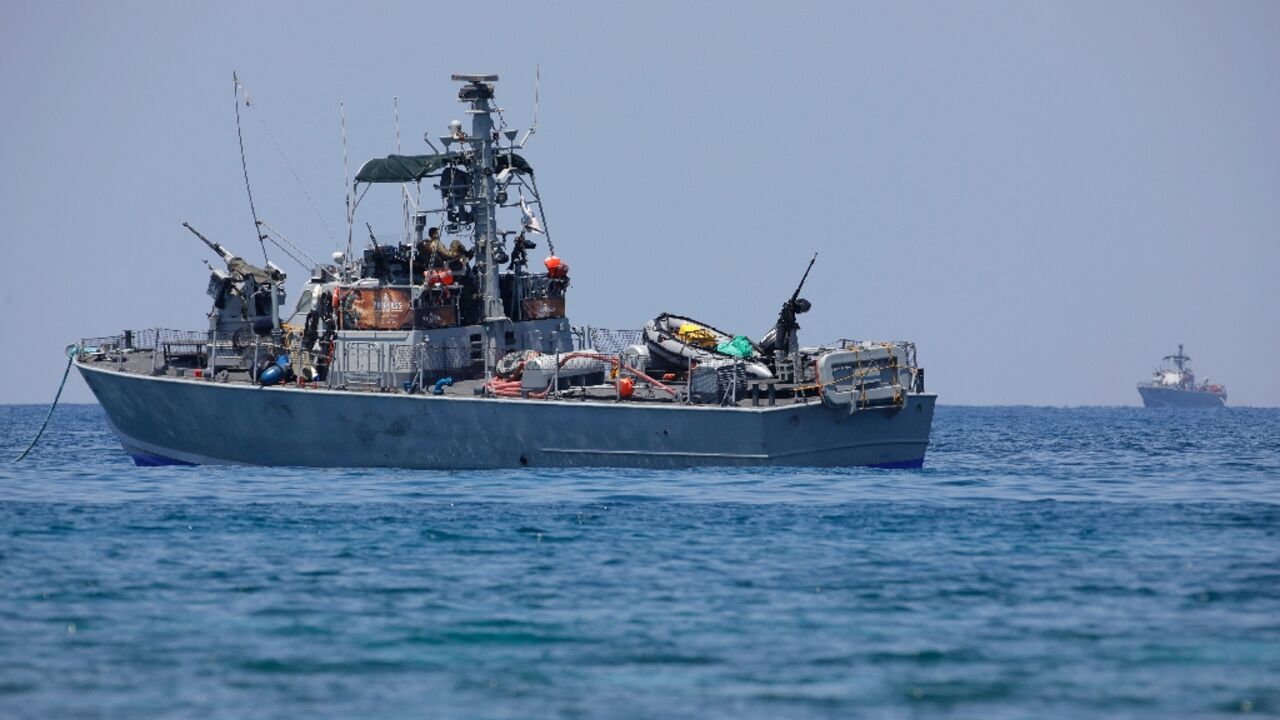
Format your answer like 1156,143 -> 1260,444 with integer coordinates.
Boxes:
341,288 -> 415,330
522,297 -> 565,320
414,305 -> 458,329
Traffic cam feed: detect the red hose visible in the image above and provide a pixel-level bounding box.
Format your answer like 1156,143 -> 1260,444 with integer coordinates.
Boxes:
483,352 -> 678,399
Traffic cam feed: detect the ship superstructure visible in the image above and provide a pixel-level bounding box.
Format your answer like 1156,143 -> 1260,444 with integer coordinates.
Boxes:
73,75 -> 936,469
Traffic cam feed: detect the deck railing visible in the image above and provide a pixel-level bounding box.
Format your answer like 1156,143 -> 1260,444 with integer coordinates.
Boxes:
74,327 -> 927,399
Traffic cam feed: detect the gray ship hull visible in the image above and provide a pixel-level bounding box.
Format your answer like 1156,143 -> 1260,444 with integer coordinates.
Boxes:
1137,385 -> 1226,408
78,361 -> 935,469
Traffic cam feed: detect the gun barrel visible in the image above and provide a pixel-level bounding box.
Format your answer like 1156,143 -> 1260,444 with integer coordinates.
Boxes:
789,252 -> 818,303
183,222 -> 237,264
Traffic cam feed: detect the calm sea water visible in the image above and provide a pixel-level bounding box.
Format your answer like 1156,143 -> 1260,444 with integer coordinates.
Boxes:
1,404 -> 1277,719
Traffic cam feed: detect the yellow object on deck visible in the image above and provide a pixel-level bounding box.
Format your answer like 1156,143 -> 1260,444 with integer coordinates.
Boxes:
676,323 -> 718,349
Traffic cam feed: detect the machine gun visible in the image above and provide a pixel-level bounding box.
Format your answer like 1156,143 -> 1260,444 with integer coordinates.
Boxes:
184,222 -> 284,337
762,253 -> 817,367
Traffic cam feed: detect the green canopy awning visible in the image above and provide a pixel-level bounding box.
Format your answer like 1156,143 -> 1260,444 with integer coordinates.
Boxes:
353,152 -> 534,184
354,154 -> 449,183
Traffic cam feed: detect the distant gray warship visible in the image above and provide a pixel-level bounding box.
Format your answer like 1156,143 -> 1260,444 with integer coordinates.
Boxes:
1137,345 -> 1227,408
74,74 -> 935,468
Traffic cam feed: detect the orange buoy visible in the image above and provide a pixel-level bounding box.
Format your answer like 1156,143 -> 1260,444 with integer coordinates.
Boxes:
618,377 -> 634,399
544,255 -> 570,279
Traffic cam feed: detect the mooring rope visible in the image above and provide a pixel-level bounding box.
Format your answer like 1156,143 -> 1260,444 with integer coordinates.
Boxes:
14,349 -> 75,462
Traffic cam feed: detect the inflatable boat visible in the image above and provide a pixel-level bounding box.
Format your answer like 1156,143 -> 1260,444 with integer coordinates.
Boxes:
643,313 -> 774,379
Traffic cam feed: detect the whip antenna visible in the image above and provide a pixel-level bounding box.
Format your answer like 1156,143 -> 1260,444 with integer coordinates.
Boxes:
342,101 -> 353,267
396,95 -> 410,242
233,72 -> 269,265
519,65 -> 540,147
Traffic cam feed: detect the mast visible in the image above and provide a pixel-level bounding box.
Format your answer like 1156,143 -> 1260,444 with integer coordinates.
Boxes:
1174,343 -> 1189,373
453,74 -> 508,324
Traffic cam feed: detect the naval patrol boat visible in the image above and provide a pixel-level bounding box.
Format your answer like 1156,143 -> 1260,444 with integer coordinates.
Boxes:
1137,344 -> 1227,408
72,74 -> 936,469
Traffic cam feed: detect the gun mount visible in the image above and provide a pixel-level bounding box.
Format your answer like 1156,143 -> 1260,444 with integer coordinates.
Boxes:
760,253 -> 817,377
184,222 -> 285,339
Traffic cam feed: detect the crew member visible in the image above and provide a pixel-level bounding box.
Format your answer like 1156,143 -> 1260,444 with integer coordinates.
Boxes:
418,227 -> 473,273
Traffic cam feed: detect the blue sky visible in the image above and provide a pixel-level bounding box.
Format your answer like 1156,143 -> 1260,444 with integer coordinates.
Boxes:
2,1 -> 1277,405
